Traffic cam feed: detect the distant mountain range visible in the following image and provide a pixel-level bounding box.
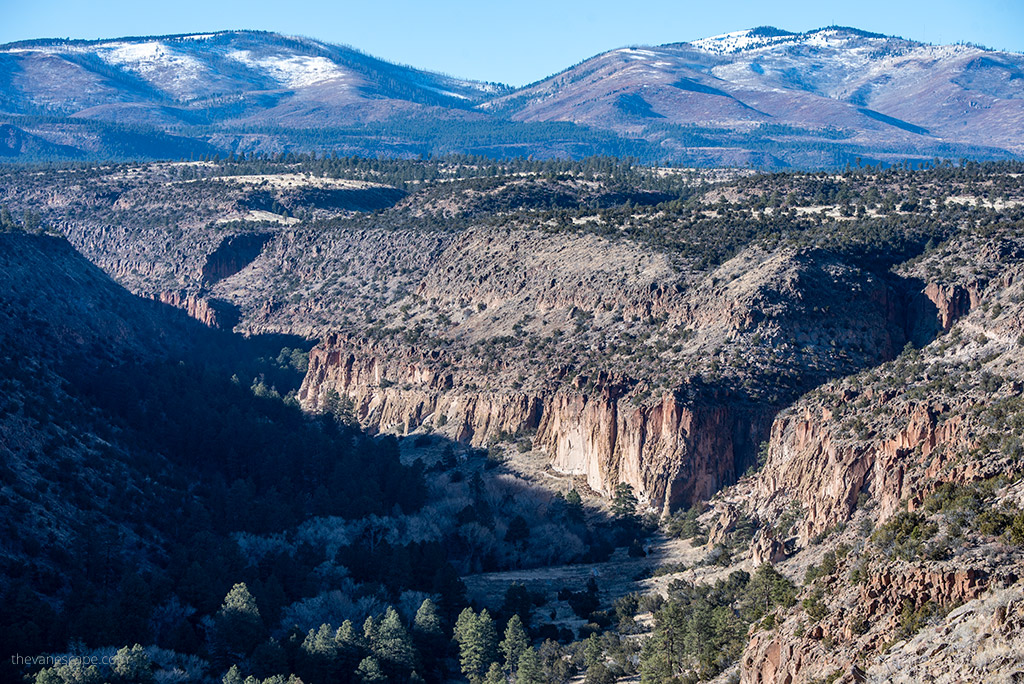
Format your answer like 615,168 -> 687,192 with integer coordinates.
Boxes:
1,27 -> 1023,167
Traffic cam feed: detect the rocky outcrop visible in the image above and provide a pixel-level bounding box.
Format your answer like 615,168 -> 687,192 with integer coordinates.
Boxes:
537,386 -> 773,511
413,227 -> 685,322
299,334 -> 543,442
201,232 -> 272,285
740,557 -> 1020,684
156,290 -> 239,329
296,244 -> 953,514
867,580 -> 1024,683
923,282 -> 981,330
748,401 -> 970,542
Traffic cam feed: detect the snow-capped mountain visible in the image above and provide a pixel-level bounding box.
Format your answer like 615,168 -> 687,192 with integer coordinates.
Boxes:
489,26 -> 1024,164
0,27 -> 1021,166
0,31 -> 498,121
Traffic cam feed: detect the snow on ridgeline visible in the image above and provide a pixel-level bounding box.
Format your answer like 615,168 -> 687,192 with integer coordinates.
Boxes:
689,27 -> 892,55
690,29 -> 794,54
95,41 -> 207,95
227,49 -> 349,88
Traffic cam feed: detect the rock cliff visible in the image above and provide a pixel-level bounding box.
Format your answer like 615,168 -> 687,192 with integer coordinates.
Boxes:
300,336 -> 775,510
156,290 -> 239,329
734,228 -> 1024,682
298,237 -> 933,511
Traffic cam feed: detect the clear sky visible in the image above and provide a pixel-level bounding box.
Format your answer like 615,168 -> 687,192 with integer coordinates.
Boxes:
4,0 -> 1022,86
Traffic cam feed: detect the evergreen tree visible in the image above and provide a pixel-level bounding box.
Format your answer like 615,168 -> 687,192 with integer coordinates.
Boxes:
565,489 -> 584,523
213,583 -> 265,662
583,634 -> 602,669
250,639 -> 288,680
413,598 -> 446,680
454,608 -> 498,684
355,656 -> 387,683
500,584 -> 534,627
335,619 -> 364,672
742,564 -> 796,619
413,599 -> 443,639
500,614 -> 529,675
34,660 -> 101,684
638,636 -> 672,684
483,662 -> 505,684
584,663 -> 615,684
372,606 -> 417,674
0,206 -> 15,231
611,483 -> 638,522
299,623 -> 340,684
337,619 -> 361,647
221,665 -> 244,684
111,644 -> 153,683
515,647 -> 544,684
504,515 -> 530,548
363,615 -> 378,644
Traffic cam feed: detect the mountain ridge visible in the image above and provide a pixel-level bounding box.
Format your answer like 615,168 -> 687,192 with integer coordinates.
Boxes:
0,26 -> 1022,166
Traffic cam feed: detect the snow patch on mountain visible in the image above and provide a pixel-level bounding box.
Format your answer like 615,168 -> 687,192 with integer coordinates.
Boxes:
227,50 -> 348,88
96,41 -> 206,95
690,30 -> 792,54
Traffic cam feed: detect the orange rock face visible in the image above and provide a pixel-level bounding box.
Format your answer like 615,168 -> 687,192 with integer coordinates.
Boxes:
157,291 -> 237,329
748,399 -> 970,543
299,334 -> 773,512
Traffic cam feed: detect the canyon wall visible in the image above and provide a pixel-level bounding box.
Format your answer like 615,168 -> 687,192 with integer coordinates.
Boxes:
743,278 -> 987,543
748,401 -> 971,542
298,335 -> 774,511
156,290 -> 239,329
297,246 -> 951,513
741,563 -> 1001,684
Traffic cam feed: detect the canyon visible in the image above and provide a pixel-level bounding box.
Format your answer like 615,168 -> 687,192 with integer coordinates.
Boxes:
2,156 -> 1024,681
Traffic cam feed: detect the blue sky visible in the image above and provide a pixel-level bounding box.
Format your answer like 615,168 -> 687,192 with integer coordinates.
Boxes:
5,0 -> 1022,86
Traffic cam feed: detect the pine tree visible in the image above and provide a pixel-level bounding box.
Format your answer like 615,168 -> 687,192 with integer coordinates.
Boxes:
334,620 -> 363,674
221,665 -> 244,684
0,206 -> 15,232
413,598 -> 445,681
337,619 -> 361,647
515,647 -> 544,684
504,515 -> 530,548
355,656 -> 387,683
638,636 -> 672,684
35,660 -> 101,684
500,615 -> 528,675
584,662 -> 615,684
111,644 -> 153,683
565,489 -> 584,523
363,615 -> 378,644
300,623 -> 340,684
483,662 -> 505,684
251,639 -> 288,680
611,483 -> 638,522
454,608 -> 498,684
583,634 -> 602,669
372,606 -> 417,673
413,599 -> 443,639
214,583 -> 265,662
